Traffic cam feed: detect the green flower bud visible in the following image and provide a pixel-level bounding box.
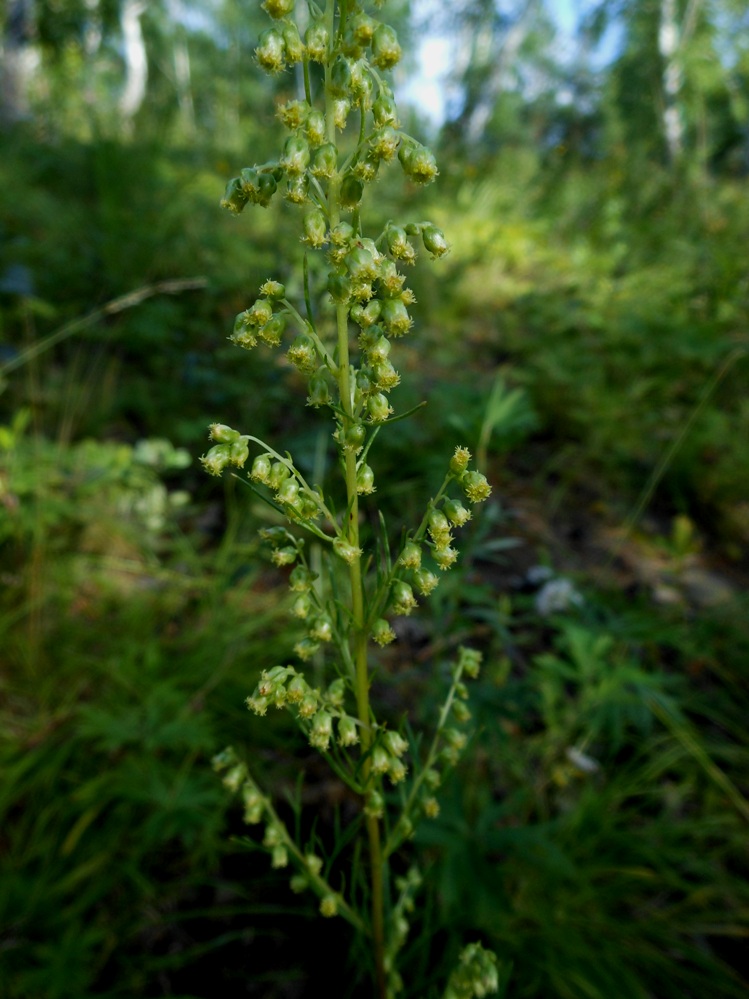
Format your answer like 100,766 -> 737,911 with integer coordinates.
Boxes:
291,593 -> 311,619
261,0 -> 294,18
326,677 -> 345,706
428,509 -> 451,544
422,225 -> 450,258
351,12 -> 377,44
380,298 -> 412,336
377,259 -> 406,296
372,360 -> 400,390
390,580 -> 417,615
311,142 -> 337,178
246,692 -> 271,715
268,460 -> 291,490
423,797 -> 440,819
330,55 -> 352,96
277,99 -> 309,129
458,646 -> 483,679
309,711 -> 333,750
372,90 -> 399,127
263,822 -> 284,848
250,453 -> 272,484
238,167 -> 278,208
371,24 -> 402,69
294,637 -> 320,661
461,470 -> 492,503
353,155 -> 379,183
327,269 -> 352,303
310,615 -> 333,643
302,208 -> 327,248
383,730 -> 408,758
399,142 -> 439,185
290,874 -> 308,893
260,278 -> 286,299
365,790 -> 384,818
285,174 -> 309,203
433,545 -> 458,571
350,60 -> 375,105
333,538 -> 362,565
305,853 -> 323,875
386,226 -> 416,264
220,176 -> 248,215
280,135 -> 311,176
256,28 -> 286,73
281,22 -> 304,63
287,333 -> 317,373
371,745 -> 391,774
246,298 -> 273,327
372,618 -> 396,646
388,758 -> 407,784
444,498 -> 472,527
222,763 -> 246,792
289,565 -> 316,591
298,693 -> 318,719
212,747 -> 238,773
340,174 -> 364,208
397,541 -> 421,570
423,767 -> 441,789
286,675 -> 308,704
333,98 -> 351,130
450,446 -> 471,474
307,368 -> 332,407
444,728 -> 467,751
305,108 -> 326,146
364,332 -> 389,361
331,221 -> 354,246
271,545 -> 297,567
452,700 -> 471,724
367,392 -> 392,423
201,444 -> 230,476
356,463 -> 375,495
413,568 -> 439,596
320,895 -> 338,918
338,715 -> 359,747
340,421 -> 366,453
209,423 -> 240,444
276,477 -> 300,506
370,126 -> 400,162
271,844 -> 289,868
258,312 -> 286,345
305,20 -> 329,61
346,246 -> 378,282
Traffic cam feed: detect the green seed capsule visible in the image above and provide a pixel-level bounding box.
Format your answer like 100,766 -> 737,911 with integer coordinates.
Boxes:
262,0 -> 294,18
311,142 -> 337,178
371,24 -> 402,69
422,225 -> 450,258
220,176 -> 248,215
327,270 -> 352,303
372,91 -> 398,126
303,208 -> 328,247
305,21 -> 329,61
330,55 -> 352,96
305,109 -> 326,146
280,135 -> 311,176
356,463 -> 375,494
367,392 -> 392,423
282,22 -> 304,63
256,28 -> 286,74
258,312 -> 286,345
380,298 -> 411,336
340,174 -> 364,208
351,12 -> 377,44
250,453 -> 272,484
399,143 -> 439,185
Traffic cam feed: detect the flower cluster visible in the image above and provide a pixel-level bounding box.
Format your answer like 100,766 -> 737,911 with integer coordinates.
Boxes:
204,0 -> 499,991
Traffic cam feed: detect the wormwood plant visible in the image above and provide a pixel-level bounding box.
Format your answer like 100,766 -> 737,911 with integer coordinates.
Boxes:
204,1 -> 500,996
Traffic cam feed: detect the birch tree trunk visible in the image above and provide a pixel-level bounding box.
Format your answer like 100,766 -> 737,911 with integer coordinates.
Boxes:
0,0 -> 39,125
119,0 -> 148,127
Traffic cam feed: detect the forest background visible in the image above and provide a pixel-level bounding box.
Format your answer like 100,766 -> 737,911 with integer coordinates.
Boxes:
1,0 -> 749,996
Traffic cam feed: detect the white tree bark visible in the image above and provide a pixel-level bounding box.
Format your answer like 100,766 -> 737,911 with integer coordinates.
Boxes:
659,0 -> 685,161
119,0 -> 148,124
0,0 -> 39,124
